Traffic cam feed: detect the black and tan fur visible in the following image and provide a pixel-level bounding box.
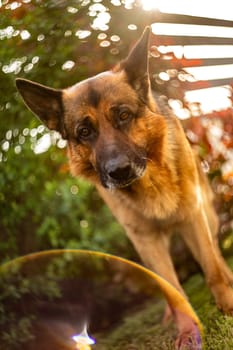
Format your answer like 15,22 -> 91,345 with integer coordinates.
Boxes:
16,27 -> 233,348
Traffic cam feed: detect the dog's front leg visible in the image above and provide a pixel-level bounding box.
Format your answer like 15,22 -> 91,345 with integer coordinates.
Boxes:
126,228 -> 183,294
125,227 -> 202,350
180,207 -> 233,315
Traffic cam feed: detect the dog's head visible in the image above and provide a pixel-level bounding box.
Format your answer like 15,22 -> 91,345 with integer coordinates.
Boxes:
16,27 -> 166,190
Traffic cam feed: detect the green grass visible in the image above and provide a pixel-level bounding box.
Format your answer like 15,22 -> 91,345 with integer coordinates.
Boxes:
186,257 -> 233,350
95,257 -> 233,349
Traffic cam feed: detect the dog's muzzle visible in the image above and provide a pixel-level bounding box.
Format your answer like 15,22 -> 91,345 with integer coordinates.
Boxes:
99,153 -> 146,189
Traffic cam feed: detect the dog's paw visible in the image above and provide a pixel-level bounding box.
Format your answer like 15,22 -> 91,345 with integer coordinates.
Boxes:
175,327 -> 202,350
174,310 -> 202,350
217,301 -> 233,316
213,285 -> 233,315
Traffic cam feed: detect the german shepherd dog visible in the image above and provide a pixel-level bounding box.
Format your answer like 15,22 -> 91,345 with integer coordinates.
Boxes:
16,27 -> 233,348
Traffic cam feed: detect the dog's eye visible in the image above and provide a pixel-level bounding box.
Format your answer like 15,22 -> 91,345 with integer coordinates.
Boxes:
79,127 -> 90,137
76,117 -> 97,143
118,110 -> 133,124
119,111 -> 130,121
77,125 -> 93,141
110,105 -> 134,128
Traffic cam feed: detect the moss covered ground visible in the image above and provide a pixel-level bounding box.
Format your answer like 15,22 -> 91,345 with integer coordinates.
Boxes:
96,257 -> 233,349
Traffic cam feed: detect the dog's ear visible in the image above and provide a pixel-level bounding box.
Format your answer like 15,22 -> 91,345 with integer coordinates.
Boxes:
16,78 -> 66,136
120,26 -> 151,98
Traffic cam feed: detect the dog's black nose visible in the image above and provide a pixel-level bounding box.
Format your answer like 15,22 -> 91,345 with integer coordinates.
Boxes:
105,155 -> 132,181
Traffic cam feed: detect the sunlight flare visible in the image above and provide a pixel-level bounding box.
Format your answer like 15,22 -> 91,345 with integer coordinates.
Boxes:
72,323 -> 95,350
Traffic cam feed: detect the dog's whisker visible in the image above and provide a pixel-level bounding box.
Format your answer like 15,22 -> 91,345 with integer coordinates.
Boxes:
142,156 -> 156,166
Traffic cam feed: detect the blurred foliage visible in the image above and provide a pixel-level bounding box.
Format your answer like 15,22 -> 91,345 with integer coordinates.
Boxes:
184,107 -> 233,257
0,0 -> 233,266
0,256 -> 63,348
